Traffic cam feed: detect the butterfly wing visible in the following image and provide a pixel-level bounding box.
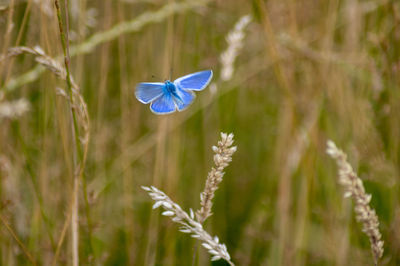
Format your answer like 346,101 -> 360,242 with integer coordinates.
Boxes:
135,82 -> 165,104
173,70 -> 213,91
150,91 -> 177,114
137,70 -> 212,114
173,87 -> 195,111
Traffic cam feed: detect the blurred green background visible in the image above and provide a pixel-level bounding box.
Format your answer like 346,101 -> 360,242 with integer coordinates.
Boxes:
0,0 -> 399,265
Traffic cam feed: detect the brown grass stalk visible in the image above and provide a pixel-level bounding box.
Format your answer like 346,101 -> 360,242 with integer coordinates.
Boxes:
54,0 -> 85,264
1,41 -> 91,264
0,214 -> 37,265
1,43 -> 91,264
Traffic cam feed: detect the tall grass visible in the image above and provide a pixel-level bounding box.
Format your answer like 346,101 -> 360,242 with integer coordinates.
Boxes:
1,0 -> 399,265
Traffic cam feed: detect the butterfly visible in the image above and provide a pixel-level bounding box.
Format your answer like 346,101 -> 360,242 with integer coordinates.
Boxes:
135,70 -> 213,114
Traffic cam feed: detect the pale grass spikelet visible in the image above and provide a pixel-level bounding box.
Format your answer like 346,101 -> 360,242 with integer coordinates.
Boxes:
142,186 -> 234,266
196,133 -> 237,223
0,98 -> 30,120
220,15 -> 252,81
1,46 -> 66,79
2,46 -> 90,146
326,140 -> 384,264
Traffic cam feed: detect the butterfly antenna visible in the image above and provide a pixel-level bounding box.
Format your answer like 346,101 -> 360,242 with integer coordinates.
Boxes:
170,67 -> 173,80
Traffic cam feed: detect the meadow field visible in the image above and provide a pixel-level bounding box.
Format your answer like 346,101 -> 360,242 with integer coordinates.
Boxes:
0,0 -> 399,265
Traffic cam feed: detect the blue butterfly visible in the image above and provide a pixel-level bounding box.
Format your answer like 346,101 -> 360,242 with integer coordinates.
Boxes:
135,70 -> 213,114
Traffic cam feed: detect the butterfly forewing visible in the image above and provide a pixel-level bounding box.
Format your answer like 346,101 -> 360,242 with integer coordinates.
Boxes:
174,70 -> 213,91
135,82 -> 165,104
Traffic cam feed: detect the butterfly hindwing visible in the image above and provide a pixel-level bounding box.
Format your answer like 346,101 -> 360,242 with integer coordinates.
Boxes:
150,91 -> 176,114
174,70 -> 213,91
135,82 -> 165,104
174,87 -> 195,111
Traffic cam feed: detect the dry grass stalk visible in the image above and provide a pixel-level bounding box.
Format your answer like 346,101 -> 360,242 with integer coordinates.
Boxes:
54,0 -> 83,264
326,140 -> 384,265
196,132 -> 236,223
2,44 -> 91,264
0,214 -> 37,265
142,186 -> 234,266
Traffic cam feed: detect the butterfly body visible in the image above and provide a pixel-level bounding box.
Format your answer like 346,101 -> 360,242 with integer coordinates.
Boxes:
163,80 -> 182,103
135,70 -> 213,114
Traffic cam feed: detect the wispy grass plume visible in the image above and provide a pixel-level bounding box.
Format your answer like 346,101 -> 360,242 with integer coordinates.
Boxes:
220,15 -> 252,81
142,186 -> 234,266
209,14 -> 251,95
326,140 -> 384,265
196,132 -> 236,223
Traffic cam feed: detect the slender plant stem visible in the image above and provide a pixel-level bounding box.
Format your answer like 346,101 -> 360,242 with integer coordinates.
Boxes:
0,214 -> 37,265
51,139 -> 90,266
71,176 -> 79,266
52,202 -> 72,266
54,1 -> 83,265
191,242 -> 199,266
63,0 -> 94,257
54,0 -> 81,159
